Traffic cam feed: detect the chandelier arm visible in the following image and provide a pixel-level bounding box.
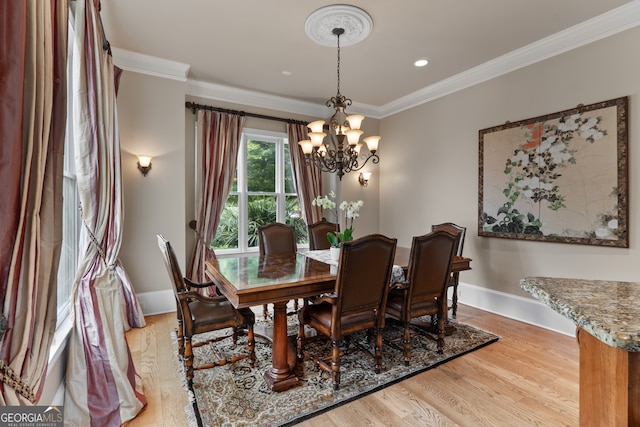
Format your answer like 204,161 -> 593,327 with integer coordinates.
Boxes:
323,138 -> 340,158
344,153 -> 379,174
310,150 -> 339,173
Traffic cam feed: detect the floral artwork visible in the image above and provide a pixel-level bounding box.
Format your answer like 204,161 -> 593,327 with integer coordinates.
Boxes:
478,97 -> 628,247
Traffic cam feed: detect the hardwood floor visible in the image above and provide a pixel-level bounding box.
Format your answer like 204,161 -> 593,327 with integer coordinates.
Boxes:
125,305 -> 579,426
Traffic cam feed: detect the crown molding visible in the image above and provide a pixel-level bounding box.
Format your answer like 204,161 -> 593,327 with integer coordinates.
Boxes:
111,1 -> 640,118
185,80 -> 329,118
185,79 -> 383,119
379,1 -> 640,117
111,47 -> 190,81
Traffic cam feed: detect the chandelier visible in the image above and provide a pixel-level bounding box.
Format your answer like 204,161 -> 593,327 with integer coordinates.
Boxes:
299,17 -> 380,180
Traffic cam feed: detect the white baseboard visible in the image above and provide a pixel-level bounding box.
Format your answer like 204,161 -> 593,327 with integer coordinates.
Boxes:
456,282 -> 576,337
136,284 -> 577,337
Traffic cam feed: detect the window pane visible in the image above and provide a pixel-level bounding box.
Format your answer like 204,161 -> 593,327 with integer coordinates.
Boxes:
247,139 -> 275,192
286,195 -> 307,244
247,195 -> 276,247
284,144 -> 296,194
212,194 -> 238,249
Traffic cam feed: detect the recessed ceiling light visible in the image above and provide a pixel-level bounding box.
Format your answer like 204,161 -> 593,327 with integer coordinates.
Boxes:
282,70 -> 292,76
414,59 -> 429,67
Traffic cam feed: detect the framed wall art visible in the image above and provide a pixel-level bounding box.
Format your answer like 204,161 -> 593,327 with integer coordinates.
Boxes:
478,96 -> 628,247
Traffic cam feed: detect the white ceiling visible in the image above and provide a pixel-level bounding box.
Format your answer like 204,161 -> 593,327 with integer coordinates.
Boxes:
101,1 -> 638,117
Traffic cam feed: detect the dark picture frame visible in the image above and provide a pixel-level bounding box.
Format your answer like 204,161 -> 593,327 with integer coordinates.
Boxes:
478,96 -> 628,247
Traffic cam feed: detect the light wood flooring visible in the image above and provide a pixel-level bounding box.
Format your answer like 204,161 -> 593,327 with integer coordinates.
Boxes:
125,305 -> 579,426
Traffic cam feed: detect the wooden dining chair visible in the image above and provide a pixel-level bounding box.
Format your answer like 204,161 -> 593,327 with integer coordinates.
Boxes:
385,229 -> 457,365
258,222 -> 297,256
431,222 -> 466,317
257,222 -> 298,318
157,234 -> 255,385
297,234 -> 397,390
307,218 -> 339,250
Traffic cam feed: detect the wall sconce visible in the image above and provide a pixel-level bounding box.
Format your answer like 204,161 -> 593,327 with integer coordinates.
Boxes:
137,155 -> 152,177
358,172 -> 371,187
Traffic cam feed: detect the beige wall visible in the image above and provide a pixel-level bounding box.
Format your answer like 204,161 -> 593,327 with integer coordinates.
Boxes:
379,26 -> 640,297
117,72 -> 187,295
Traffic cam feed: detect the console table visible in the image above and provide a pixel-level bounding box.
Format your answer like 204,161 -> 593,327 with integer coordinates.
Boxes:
521,277 -> 640,426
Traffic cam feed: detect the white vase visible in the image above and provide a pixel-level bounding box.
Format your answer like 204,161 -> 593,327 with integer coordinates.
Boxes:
329,246 -> 340,262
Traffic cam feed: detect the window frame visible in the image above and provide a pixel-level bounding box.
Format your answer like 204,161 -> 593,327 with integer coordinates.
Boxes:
56,83 -> 79,329
214,128 -> 304,255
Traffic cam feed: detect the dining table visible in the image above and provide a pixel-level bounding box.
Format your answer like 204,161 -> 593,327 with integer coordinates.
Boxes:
205,247 -> 471,392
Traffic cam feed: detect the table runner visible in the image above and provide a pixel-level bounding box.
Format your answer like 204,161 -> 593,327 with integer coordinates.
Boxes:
300,249 -> 405,283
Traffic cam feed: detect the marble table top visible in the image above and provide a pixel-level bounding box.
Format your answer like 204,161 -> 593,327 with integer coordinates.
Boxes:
521,276 -> 640,352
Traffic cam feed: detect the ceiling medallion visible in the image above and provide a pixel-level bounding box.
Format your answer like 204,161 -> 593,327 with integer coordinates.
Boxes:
304,4 -> 373,47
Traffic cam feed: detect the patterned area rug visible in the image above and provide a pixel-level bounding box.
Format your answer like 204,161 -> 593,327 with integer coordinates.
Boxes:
180,316 -> 499,427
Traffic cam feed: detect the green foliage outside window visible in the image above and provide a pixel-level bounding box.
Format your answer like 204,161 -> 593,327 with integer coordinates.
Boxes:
211,138 -> 306,250
211,196 -> 306,249
247,139 -> 276,192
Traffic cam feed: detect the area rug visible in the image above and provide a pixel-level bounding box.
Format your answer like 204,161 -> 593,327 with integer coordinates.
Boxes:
179,317 -> 499,427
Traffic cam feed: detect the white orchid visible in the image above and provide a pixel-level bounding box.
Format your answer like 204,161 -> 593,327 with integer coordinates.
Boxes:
340,200 -> 364,220
314,193 -> 364,247
311,191 -> 337,220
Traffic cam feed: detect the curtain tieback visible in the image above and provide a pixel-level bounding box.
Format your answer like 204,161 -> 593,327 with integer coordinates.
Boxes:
0,360 -> 36,403
193,229 -> 211,250
81,207 -> 117,272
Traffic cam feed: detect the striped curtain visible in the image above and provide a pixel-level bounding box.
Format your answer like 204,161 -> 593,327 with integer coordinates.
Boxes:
288,123 -> 323,224
63,0 -> 146,425
187,110 -> 245,284
0,0 -> 68,405
187,111 -> 245,283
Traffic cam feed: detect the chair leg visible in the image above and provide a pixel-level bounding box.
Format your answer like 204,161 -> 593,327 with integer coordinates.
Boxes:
402,321 -> 411,366
344,335 -> 352,348
296,314 -> 305,362
176,318 -> 185,359
247,324 -> 256,368
184,336 -> 195,382
331,339 -> 341,390
374,328 -> 383,374
365,329 -> 373,344
436,314 -> 445,354
286,299 -> 301,316
232,326 -> 238,345
263,304 -> 269,320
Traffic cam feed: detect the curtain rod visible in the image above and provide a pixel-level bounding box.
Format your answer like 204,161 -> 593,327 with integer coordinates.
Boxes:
185,101 -> 308,126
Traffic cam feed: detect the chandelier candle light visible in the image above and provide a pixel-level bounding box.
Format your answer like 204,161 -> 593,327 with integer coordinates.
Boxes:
300,6 -> 380,180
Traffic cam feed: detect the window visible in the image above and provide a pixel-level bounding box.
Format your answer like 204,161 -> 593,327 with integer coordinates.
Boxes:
212,129 -> 307,252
